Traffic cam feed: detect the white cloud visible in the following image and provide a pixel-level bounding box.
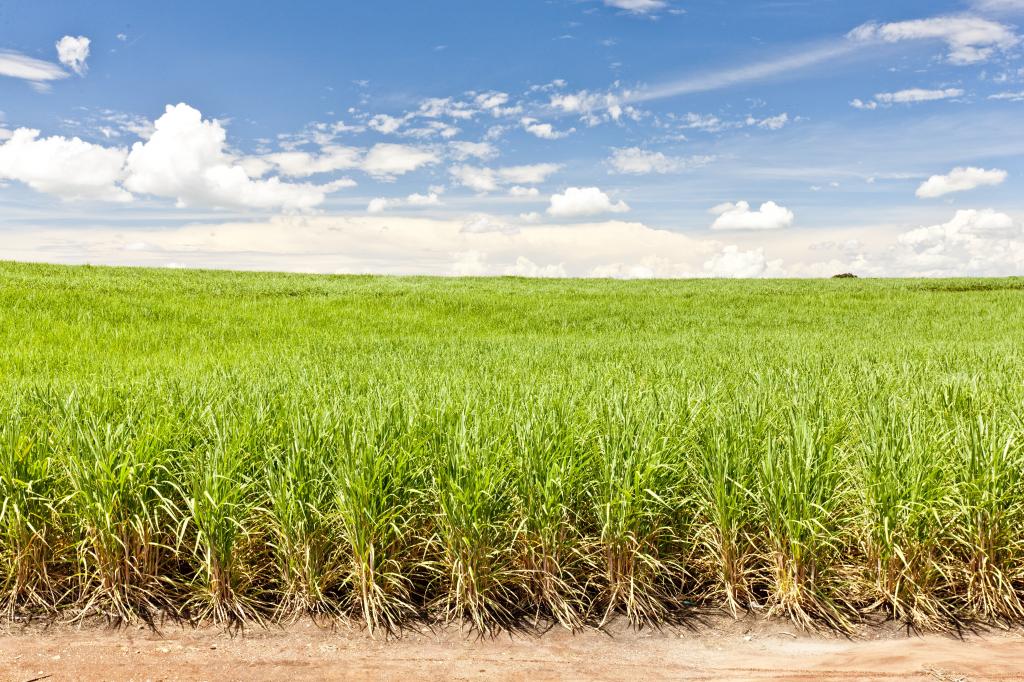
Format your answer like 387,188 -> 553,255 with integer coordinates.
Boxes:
971,0 -> 1024,13
606,147 -> 713,174
451,250 -> 488,276
449,162 -> 561,192
876,88 -> 964,104
0,103 -> 357,209
416,97 -> 477,120
710,200 -> 794,230
264,141 -> 436,179
548,187 -> 630,217
367,114 -> 405,134
850,98 -> 879,110
631,43 -> 857,102
366,197 -> 389,214
448,140 -> 498,161
124,103 -> 329,210
852,88 -> 964,109
703,245 -> 784,278
474,91 -> 509,110
407,191 -> 442,206
892,209 -> 1023,276
360,143 -> 439,178
631,14 -> 1016,102
0,128 -> 130,202
505,256 -> 567,277
604,0 -> 668,14
0,50 -> 68,87
402,120 -> 460,140
550,90 -> 626,125
988,90 -> 1024,101
521,117 -> 574,139
265,146 -> 361,177
9,208 -> 1024,279
748,112 -> 790,130
915,166 -> 1007,197
367,191 -> 443,213
508,185 -> 540,197
677,112 -> 727,132
56,36 -> 90,76
461,215 -> 518,234
449,165 -> 499,192
848,16 -> 1020,64
499,163 -> 562,185
5,214 -> 734,278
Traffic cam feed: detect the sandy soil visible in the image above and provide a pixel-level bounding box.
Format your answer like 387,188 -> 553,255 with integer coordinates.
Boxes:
1,614 -> 1023,681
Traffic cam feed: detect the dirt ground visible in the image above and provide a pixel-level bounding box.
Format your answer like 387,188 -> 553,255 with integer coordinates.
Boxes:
1,613 -> 1023,681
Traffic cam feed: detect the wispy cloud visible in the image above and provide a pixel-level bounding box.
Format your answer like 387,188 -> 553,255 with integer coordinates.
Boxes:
626,13 -> 1019,103
0,50 -> 68,90
853,88 -> 965,109
627,42 -> 858,102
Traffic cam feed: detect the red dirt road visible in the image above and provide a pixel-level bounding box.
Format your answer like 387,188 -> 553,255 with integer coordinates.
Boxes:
2,616 -> 1023,681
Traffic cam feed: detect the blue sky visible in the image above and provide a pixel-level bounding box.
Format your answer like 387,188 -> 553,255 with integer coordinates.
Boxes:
1,0 -> 1023,277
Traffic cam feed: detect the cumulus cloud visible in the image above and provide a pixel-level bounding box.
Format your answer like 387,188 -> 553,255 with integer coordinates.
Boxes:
500,163 -> 562,185
123,103 -> 332,210
893,209 -> 1023,276
521,117 -> 574,140
474,91 -> 522,117
851,88 -> 964,109
550,90 -> 632,125
0,128 -> 131,202
915,166 -> 1007,197
848,16 -> 1020,64
56,36 -> 90,76
366,197 -> 389,214
8,208 -> 1024,279
703,245 -> 784,278
548,187 -> 630,217
709,201 -> 794,230
451,250 -> 488,276
367,114 -> 405,135
0,103 -> 351,209
5,214 -> 736,278
607,147 -> 714,174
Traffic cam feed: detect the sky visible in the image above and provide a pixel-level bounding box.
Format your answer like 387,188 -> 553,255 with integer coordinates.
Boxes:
1,0 -> 1023,278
